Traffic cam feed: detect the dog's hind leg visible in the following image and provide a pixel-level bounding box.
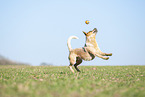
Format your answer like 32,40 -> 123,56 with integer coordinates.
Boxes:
69,65 -> 75,73
69,55 -> 76,73
74,57 -> 82,72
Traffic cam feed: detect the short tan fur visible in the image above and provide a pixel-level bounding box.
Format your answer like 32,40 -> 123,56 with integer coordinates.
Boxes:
67,28 -> 112,73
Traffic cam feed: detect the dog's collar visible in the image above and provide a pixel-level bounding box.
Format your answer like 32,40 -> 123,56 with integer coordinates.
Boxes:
82,47 -> 87,52
85,43 -> 94,47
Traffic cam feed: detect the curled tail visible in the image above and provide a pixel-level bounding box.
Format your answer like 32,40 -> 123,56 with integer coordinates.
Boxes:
67,36 -> 79,52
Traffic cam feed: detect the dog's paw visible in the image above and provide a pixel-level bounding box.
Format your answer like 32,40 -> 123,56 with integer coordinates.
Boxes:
106,53 -> 112,56
109,53 -> 112,56
104,57 -> 109,60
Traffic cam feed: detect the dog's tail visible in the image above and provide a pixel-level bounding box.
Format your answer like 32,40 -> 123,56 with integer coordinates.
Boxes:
67,36 -> 79,52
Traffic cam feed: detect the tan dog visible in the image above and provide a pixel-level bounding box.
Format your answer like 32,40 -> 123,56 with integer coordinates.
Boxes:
67,28 -> 112,73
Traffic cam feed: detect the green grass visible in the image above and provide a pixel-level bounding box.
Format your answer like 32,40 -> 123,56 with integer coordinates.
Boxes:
0,65 -> 145,97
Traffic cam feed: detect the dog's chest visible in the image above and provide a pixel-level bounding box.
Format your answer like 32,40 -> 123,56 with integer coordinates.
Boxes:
80,47 -> 95,61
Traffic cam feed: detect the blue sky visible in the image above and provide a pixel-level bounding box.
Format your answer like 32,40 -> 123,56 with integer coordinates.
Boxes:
0,0 -> 145,66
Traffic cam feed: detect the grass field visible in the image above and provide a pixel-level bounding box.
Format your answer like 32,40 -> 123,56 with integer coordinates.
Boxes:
0,65 -> 145,97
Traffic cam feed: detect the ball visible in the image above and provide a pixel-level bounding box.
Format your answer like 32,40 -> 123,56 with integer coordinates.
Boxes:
85,20 -> 89,24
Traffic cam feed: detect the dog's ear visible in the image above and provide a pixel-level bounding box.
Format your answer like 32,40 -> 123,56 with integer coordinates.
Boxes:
83,31 -> 87,35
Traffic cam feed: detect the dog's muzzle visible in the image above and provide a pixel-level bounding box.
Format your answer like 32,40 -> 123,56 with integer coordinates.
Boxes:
93,28 -> 97,33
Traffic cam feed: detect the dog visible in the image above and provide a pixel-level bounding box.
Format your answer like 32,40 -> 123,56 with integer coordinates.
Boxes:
67,28 -> 112,73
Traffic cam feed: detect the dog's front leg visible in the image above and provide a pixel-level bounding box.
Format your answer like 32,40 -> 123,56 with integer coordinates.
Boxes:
95,54 -> 109,60
86,47 -> 109,60
104,53 -> 112,56
100,52 -> 112,56
96,49 -> 112,56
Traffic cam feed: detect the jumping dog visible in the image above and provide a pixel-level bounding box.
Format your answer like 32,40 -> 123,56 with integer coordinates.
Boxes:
67,28 -> 112,73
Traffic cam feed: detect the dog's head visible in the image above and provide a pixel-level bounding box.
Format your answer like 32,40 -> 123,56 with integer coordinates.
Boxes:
83,28 -> 98,47
83,28 -> 98,38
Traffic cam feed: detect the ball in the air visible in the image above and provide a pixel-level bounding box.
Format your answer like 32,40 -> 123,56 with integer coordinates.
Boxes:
85,20 -> 89,24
